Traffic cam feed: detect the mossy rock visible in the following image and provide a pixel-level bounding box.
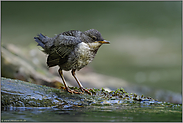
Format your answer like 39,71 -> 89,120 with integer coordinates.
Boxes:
1,77 -> 168,109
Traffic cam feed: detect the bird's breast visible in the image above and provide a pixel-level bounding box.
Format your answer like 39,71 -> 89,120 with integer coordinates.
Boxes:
77,42 -> 91,56
68,42 -> 95,70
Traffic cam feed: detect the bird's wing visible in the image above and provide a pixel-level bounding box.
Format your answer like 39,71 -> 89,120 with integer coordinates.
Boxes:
47,30 -> 83,67
61,30 -> 80,37
47,45 -> 75,67
54,30 -> 82,46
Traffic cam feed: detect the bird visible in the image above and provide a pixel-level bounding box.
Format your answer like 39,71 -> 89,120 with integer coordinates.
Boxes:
34,29 -> 110,95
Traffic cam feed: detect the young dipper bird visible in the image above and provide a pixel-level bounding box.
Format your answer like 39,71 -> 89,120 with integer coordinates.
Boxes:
34,29 -> 110,95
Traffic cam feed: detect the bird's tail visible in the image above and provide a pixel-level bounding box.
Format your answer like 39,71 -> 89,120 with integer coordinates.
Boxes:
34,33 -> 49,49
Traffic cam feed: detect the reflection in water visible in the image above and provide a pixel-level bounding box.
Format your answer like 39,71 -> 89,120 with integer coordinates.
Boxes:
1,104 -> 182,122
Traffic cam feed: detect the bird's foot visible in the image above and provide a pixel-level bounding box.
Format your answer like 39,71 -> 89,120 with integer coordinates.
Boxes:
80,87 -> 93,95
64,87 -> 83,94
62,86 -> 93,95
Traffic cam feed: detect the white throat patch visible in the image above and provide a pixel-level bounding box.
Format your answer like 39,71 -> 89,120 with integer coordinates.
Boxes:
88,41 -> 102,49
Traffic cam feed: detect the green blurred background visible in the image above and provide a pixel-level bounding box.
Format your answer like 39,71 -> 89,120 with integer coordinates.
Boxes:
1,1 -> 182,94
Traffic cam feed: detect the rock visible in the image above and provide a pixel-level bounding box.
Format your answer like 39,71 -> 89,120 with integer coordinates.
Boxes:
1,77 -> 162,108
1,77 -> 93,108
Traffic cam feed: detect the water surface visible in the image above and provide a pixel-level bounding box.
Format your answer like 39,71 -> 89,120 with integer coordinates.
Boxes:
2,103 -> 182,122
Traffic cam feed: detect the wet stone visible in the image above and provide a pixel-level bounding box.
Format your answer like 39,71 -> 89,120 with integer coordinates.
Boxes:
1,77 -> 177,109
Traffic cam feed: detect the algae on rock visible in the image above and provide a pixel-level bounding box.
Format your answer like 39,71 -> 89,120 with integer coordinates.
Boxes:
1,77 -> 162,109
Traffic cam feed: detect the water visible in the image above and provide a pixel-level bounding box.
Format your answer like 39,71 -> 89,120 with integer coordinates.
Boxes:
1,103 -> 182,122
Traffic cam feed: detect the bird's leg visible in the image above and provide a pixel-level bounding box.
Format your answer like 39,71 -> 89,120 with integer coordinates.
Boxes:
71,69 -> 92,95
58,68 -> 82,94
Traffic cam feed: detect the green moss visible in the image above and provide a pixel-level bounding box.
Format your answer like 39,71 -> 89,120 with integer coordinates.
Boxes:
2,77 -> 173,108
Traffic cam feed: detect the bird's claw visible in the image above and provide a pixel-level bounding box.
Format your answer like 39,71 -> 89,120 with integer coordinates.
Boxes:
64,87 -> 93,95
65,88 -> 82,94
81,88 -> 93,95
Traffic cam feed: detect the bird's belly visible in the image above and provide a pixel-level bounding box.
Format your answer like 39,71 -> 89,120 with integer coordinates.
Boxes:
76,52 -> 93,70
64,42 -> 94,71
75,42 -> 94,70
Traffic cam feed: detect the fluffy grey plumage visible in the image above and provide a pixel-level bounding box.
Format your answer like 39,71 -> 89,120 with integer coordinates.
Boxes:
34,29 -> 110,94
34,29 -> 109,70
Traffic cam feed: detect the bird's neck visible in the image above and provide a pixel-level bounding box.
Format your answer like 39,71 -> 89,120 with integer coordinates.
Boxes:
87,42 -> 102,51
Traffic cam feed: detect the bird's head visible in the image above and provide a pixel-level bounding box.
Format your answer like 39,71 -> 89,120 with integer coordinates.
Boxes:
84,29 -> 110,49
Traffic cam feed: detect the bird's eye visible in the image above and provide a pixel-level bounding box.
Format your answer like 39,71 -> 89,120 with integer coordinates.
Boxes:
91,36 -> 97,40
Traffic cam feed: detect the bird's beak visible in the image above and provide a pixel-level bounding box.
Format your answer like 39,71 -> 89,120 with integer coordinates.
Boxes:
98,40 -> 110,44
